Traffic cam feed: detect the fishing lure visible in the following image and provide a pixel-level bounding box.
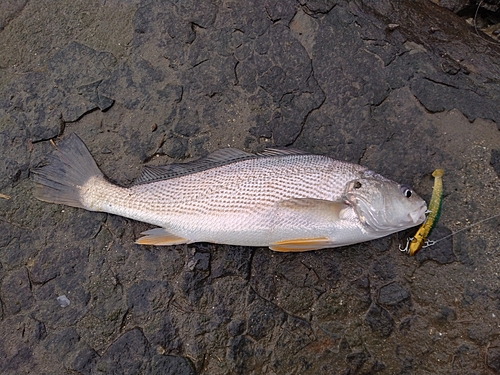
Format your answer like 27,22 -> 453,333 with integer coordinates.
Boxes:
401,169 -> 444,256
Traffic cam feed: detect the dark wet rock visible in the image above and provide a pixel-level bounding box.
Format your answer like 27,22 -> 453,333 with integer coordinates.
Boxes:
378,282 -> 409,306
398,316 -> 417,332
369,360 -> 387,373
452,344 -> 481,373
365,1 -> 500,131
28,241 -> 90,328
467,324 -> 493,345
0,315 -> 48,374
30,245 -> 59,284
487,343 -> 500,373
33,280 -> 90,329
265,0 -> 297,23
247,250 -> 279,301
160,135 -> 190,160
33,319 -> 48,341
180,249 -> 212,302
98,60 -> 180,117
273,315 -> 314,367
78,80 -> 114,112
1,268 -> 34,315
0,0 -> 28,30
48,42 -> 116,121
299,0 -> 338,14
451,235 -> 475,267
368,236 -> 392,253
492,149 -> 500,178
314,271 -> 369,321
234,19 -> 325,146
67,209 -> 106,241
415,226 -> 456,264
0,344 -> 32,374
277,257 -> 319,287
462,282 -> 489,305
1,72 -> 61,142
227,335 -> 255,373
434,0 -> 469,13
1,42 -> 116,143
147,315 -> 181,352
365,304 -> 395,337
314,288 -> 346,320
174,108 -> 200,138
247,289 -> 284,341
411,76 -> 500,125
66,345 -> 99,375
2,0 -> 500,373
351,275 -> 373,313
0,114 -> 37,192
313,257 -> 342,284
127,280 -> 173,319
227,319 -> 245,337
95,328 -> 150,375
211,246 -> 253,280
0,227 -> 38,271
435,306 -> 457,323
147,355 -> 195,375
370,257 -> 396,281
186,251 -> 210,272
43,327 -> 80,358
346,350 -> 371,371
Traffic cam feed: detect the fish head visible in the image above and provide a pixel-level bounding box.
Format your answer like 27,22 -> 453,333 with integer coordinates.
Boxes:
344,171 -> 427,233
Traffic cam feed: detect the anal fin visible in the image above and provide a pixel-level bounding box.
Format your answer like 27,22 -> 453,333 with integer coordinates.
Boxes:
269,237 -> 333,252
136,228 -> 189,246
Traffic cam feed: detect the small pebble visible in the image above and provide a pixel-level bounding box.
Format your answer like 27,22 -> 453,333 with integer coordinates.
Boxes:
57,295 -> 70,308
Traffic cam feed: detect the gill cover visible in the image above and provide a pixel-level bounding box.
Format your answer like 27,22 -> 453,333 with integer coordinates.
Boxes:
344,173 -> 427,233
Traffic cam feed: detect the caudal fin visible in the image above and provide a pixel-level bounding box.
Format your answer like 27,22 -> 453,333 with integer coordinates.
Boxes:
31,133 -> 104,209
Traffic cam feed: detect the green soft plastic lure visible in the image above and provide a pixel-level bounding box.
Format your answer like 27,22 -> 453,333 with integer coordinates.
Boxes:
401,169 -> 444,256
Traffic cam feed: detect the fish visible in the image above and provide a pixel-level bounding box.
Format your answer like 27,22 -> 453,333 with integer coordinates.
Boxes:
31,134 -> 427,252
401,169 -> 444,256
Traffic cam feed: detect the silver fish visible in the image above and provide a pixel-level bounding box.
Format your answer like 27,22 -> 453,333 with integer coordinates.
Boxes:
32,134 -> 427,251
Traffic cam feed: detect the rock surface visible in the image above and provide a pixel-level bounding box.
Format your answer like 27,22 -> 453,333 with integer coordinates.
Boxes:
1,0 -> 500,374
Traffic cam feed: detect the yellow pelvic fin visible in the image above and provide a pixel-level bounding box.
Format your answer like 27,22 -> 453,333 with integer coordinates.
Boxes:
136,228 -> 188,246
269,237 -> 333,252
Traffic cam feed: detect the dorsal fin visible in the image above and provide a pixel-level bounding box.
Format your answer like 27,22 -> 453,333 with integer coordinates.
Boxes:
257,148 -> 309,157
133,147 -> 311,185
134,148 -> 254,185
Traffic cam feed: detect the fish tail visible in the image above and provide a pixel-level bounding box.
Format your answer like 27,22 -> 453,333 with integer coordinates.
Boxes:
31,134 -> 104,209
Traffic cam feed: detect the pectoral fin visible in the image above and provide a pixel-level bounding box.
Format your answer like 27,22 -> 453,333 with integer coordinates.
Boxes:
277,198 -> 349,221
269,237 -> 334,252
136,228 -> 189,246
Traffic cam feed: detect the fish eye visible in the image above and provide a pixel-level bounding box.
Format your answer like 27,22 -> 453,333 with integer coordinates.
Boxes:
400,185 -> 412,198
353,181 -> 362,189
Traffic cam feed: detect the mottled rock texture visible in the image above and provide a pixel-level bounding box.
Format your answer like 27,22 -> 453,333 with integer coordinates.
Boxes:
1,0 -> 500,374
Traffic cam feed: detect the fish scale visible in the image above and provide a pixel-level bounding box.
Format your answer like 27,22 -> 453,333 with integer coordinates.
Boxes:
87,156 -> 364,235
158,159 -> 352,210
32,134 -> 427,251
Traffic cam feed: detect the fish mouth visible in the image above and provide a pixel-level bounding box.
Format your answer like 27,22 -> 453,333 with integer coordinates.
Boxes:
409,202 -> 427,225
